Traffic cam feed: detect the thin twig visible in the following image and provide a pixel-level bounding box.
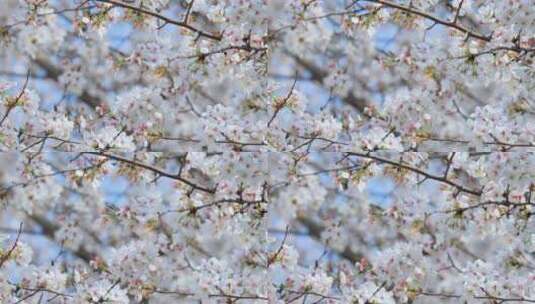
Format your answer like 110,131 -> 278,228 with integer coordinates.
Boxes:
0,222 -> 23,268
94,0 -> 221,40
0,71 -> 30,127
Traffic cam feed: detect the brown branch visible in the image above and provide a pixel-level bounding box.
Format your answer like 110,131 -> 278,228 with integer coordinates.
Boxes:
9,284 -> 73,302
443,152 -> 455,179
151,288 -> 269,301
419,290 -> 535,303
267,75 -> 297,127
438,200 -> 534,215
476,288 -> 535,303
95,0 -> 221,41
0,70 -> 30,127
286,289 -> 340,303
362,0 -> 491,41
82,151 -> 216,194
172,44 -> 267,61
364,281 -> 387,304
267,226 -> 290,266
163,197 -> 266,216
1,1 -> 94,31
446,251 -> 465,273
416,135 -> 535,150
449,46 -> 535,60
0,222 -> 23,268
183,0 -> 195,24
347,152 -> 482,196
452,0 -> 463,24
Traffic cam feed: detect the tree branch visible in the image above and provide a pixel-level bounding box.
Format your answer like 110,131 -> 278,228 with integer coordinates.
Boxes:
362,0 -> 491,41
95,0 -> 221,41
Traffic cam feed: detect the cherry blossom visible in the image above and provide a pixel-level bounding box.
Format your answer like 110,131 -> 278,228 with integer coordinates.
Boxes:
1,0 -> 535,303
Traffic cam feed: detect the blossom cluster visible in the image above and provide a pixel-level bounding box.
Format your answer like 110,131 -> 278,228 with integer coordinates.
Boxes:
1,0 -> 534,303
